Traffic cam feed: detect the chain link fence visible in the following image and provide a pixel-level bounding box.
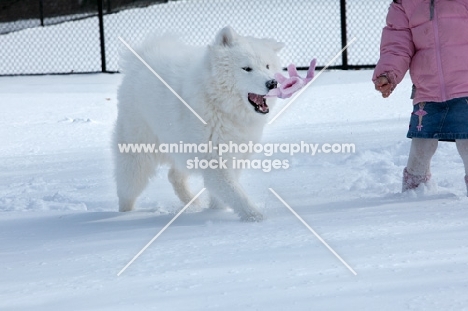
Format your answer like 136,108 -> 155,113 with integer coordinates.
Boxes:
0,0 -> 390,75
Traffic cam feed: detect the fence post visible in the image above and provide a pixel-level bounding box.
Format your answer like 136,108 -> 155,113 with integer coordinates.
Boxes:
39,0 -> 44,26
97,0 -> 107,72
340,0 -> 349,70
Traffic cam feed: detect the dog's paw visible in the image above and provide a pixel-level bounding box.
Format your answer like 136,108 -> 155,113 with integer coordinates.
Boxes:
208,200 -> 227,210
118,199 -> 135,212
240,211 -> 264,222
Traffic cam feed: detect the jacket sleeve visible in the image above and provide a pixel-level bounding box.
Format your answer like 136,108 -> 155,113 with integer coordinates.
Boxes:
373,2 -> 415,87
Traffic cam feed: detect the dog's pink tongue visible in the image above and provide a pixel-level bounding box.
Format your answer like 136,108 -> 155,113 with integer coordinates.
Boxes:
248,93 -> 263,105
248,93 -> 268,113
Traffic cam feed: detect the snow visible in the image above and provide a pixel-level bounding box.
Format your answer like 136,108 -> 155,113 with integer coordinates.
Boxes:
1,68 -> 468,310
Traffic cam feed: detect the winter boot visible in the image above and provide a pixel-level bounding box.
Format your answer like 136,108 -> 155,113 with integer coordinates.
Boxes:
402,167 -> 431,192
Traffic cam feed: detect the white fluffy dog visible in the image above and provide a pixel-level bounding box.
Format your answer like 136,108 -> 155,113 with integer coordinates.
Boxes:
113,26 -> 284,221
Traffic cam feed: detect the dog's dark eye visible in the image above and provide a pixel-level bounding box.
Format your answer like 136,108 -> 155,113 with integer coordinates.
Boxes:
242,67 -> 252,72
266,64 -> 270,69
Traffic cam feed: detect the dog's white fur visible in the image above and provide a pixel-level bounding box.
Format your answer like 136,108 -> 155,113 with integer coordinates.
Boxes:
113,26 -> 284,221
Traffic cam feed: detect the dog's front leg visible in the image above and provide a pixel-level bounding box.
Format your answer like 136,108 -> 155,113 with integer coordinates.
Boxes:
202,169 -> 263,222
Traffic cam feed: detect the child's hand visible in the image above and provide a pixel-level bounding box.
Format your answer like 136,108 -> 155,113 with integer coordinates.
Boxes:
374,76 -> 394,98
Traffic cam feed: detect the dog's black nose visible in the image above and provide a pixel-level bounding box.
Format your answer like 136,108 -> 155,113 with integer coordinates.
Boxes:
266,79 -> 277,90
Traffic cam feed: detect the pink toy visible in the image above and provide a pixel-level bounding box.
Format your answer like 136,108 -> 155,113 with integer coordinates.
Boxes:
266,59 -> 316,99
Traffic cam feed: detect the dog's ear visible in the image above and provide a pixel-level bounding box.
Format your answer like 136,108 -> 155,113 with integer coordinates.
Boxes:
271,41 -> 285,52
262,39 -> 285,53
215,26 -> 238,47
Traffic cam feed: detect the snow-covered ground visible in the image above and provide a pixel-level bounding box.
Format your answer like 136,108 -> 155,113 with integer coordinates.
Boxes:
1,69 -> 468,310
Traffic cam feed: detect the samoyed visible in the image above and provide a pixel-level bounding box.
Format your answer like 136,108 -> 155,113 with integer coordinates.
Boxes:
113,26 -> 284,221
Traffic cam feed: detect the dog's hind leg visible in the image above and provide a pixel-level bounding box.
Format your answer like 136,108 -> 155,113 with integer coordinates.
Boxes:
115,152 -> 156,212
208,195 -> 226,210
168,166 -> 199,205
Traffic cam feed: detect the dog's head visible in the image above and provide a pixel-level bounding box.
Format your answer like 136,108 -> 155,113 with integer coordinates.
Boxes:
208,26 -> 284,116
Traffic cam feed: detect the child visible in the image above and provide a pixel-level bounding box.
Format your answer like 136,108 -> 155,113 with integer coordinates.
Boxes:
373,0 -> 468,194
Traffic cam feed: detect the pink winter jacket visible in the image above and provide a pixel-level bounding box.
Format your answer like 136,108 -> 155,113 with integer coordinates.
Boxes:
373,0 -> 468,104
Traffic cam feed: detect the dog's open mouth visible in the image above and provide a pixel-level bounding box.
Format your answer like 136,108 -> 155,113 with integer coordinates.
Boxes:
248,93 -> 269,114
